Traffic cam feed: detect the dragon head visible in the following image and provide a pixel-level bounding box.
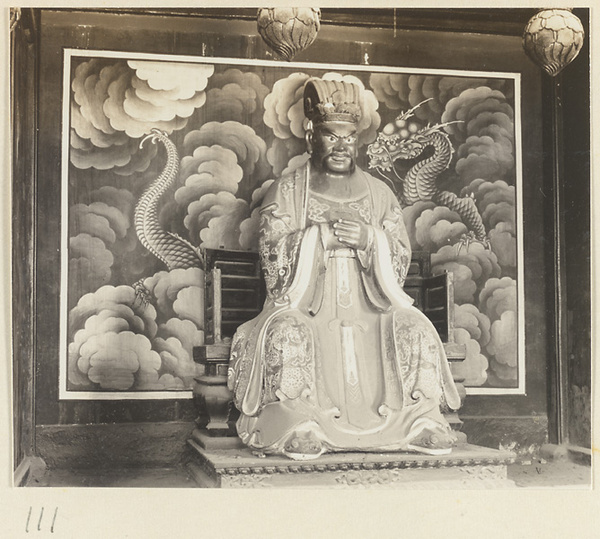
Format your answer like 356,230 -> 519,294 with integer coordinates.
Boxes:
367,98 -> 461,172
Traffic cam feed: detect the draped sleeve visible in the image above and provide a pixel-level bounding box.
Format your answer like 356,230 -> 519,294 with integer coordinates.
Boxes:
257,168 -> 309,301
228,166 -> 323,416
258,206 -> 304,301
379,184 -> 412,289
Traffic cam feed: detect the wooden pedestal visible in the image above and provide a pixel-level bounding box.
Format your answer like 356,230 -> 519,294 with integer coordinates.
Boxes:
186,442 -> 517,489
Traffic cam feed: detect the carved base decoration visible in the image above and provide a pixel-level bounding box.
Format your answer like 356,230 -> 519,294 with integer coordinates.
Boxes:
186,441 -> 516,488
332,465 -> 509,489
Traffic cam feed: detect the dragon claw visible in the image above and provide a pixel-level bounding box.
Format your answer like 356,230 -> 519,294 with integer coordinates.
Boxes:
132,280 -> 152,309
455,232 -> 491,254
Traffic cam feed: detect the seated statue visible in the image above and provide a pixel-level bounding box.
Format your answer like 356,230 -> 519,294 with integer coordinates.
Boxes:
227,78 -> 461,460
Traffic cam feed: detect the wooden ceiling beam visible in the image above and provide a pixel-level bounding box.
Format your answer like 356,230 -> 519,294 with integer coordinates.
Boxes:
39,7 -> 545,36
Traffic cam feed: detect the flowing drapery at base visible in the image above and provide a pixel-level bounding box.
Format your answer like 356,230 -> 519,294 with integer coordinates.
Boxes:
228,163 -> 461,460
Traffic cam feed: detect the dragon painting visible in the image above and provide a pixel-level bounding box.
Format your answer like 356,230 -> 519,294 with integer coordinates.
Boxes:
367,99 -> 489,250
132,129 -> 204,305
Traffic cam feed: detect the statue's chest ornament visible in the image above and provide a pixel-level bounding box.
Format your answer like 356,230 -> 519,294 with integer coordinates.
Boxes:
307,193 -> 372,225
307,197 -> 331,223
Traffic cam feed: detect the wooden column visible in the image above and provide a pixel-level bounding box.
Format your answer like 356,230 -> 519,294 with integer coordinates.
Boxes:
11,7 -> 41,485
549,73 -> 568,445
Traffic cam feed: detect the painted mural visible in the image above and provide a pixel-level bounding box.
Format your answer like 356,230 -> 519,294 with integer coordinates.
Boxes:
61,51 -> 522,397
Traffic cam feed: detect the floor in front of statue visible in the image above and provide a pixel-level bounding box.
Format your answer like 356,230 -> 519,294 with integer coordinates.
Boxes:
26,457 -> 591,489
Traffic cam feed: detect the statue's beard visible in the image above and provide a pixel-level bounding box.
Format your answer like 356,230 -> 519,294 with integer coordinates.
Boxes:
315,152 -> 356,175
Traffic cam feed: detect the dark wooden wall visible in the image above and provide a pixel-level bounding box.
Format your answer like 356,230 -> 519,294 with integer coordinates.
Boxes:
11,8 -> 39,478
562,10 -> 591,450
11,8 -> 590,466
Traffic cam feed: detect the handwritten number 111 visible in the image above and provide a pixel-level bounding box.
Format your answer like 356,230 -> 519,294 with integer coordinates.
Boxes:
26,507 -> 58,533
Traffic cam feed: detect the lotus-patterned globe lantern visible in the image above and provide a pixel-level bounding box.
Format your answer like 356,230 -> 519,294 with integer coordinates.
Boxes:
523,9 -> 585,76
257,8 -> 321,61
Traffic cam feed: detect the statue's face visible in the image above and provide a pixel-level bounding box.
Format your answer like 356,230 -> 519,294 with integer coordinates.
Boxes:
309,121 -> 358,175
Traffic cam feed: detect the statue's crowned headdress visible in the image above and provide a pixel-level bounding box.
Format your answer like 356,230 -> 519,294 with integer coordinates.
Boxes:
303,78 -> 362,124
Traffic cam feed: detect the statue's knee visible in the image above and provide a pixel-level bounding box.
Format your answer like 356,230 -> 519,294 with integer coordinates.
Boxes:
265,315 -> 312,357
264,315 -> 314,398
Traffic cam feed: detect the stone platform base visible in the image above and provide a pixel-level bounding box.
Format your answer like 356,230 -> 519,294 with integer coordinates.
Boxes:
186,440 -> 517,489
190,428 -> 245,451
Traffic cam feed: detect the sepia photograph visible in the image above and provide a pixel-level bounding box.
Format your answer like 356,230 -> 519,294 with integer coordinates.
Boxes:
5,4 -> 595,537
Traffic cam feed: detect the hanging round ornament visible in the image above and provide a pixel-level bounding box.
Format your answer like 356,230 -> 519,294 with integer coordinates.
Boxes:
522,9 -> 585,76
257,8 -> 321,61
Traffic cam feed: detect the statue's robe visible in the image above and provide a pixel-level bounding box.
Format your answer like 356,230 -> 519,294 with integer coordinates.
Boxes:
228,162 -> 461,458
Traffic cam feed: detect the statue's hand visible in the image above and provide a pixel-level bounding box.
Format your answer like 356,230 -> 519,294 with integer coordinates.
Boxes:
319,223 -> 340,250
332,219 -> 371,250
